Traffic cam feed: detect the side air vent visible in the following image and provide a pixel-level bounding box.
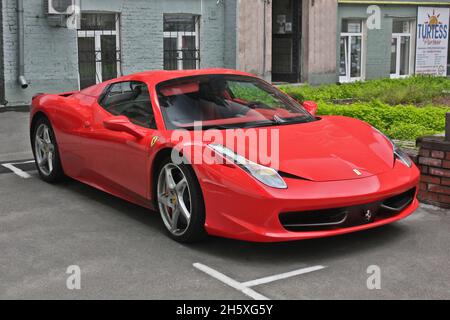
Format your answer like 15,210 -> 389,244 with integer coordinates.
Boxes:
380,188 -> 416,213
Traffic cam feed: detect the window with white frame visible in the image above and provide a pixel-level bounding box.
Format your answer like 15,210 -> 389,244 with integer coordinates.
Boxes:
390,20 -> 415,78
163,14 -> 200,70
340,20 -> 364,83
77,13 -> 121,89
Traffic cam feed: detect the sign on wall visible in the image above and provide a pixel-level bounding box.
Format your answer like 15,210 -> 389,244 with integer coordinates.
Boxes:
415,7 -> 449,76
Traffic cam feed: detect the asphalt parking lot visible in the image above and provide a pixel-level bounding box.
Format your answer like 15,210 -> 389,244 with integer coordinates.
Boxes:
1,111 -> 450,300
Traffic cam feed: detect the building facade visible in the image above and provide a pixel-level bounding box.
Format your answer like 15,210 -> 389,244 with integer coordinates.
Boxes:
1,0 -> 238,106
338,0 -> 450,83
236,0 -> 339,85
242,0 -> 450,85
1,0 -> 450,107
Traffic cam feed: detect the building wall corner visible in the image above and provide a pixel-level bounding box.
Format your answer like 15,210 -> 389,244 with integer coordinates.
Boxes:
302,0 -> 338,85
236,0 -> 272,81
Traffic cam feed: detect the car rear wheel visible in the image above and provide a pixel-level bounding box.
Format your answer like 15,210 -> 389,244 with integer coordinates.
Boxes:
156,159 -> 206,243
32,117 -> 65,183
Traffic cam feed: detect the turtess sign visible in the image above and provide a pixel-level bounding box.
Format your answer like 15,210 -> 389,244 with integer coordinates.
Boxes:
415,7 -> 449,76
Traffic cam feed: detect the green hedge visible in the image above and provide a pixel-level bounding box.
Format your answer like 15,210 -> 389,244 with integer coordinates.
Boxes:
280,76 -> 450,105
317,101 -> 449,141
278,77 -> 450,141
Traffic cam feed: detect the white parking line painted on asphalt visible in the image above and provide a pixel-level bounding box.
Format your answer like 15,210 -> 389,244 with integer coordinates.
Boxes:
193,263 -> 326,300
1,160 -> 35,179
241,265 -> 326,287
10,160 -> 35,165
193,263 -> 269,300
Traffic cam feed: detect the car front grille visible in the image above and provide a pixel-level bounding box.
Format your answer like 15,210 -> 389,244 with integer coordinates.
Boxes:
279,188 -> 416,232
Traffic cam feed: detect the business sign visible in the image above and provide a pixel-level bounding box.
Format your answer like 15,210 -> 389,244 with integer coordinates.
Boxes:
415,7 -> 449,76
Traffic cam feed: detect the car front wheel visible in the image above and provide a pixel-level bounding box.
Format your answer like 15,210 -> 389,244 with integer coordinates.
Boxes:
156,158 -> 206,243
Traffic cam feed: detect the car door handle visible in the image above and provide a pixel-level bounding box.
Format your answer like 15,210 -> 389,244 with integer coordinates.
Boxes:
83,121 -> 91,128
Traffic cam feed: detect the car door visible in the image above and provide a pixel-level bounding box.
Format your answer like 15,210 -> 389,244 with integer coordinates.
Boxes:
85,81 -> 158,200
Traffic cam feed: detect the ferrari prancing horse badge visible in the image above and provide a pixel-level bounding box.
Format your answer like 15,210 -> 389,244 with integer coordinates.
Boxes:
151,136 -> 159,147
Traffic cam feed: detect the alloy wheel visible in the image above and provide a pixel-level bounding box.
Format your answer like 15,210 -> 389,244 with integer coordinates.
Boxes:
34,123 -> 55,176
157,163 -> 192,236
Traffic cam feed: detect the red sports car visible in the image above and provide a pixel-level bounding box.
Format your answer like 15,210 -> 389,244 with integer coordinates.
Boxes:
30,69 -> 420,243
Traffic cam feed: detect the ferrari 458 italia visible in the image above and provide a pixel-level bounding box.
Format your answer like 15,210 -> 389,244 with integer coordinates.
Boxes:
30,69 -> 419,242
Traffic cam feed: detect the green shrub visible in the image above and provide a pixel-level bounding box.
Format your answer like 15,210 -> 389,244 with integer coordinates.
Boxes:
388,123 -> 436,141
317,101 -> 450,141
279,77 -> 450,142
279,76 -> 450,105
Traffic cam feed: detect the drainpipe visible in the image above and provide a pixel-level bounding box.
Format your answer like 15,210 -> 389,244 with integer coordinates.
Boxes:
0,0 -> 7,105
16,0 -> 28,89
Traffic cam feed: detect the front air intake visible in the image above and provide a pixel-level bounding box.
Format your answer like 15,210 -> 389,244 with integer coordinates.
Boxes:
279,188 -> 416,232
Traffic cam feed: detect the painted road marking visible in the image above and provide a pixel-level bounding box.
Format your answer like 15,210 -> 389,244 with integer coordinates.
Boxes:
1,160 -> 35,179
193,263 -> 269,300
193,263 -> 326,300
241,265 -> 326,287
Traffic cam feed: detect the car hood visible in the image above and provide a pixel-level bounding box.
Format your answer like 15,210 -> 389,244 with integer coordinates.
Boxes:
270,116 -> 394,182
176,116 -> 394,182
192,116 -> 395,182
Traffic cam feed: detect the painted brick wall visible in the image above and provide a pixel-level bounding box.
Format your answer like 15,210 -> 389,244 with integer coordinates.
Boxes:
224,0 -> 237,69
120,0 -> 230,74
2,0 -> 78,106
2,0 -> 233,106
120,0 -> 165,74
198,0 -> 227,69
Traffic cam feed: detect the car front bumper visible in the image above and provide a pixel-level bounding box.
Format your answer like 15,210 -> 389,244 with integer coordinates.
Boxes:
198,160 -> 420,242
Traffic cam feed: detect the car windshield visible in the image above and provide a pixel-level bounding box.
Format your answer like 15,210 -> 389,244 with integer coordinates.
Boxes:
156,75 -> 316,130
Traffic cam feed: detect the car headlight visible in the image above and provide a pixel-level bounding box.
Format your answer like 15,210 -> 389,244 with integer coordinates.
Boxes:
372,127 -> 412,168
394,145 -> 412,168
208,144 -> 287,189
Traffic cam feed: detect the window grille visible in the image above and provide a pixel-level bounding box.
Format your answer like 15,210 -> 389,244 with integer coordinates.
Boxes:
163,14 -> 200,70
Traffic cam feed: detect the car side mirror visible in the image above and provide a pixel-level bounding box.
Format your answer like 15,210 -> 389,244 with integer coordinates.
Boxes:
103,116 -> 145,139
302,101 -> 318,116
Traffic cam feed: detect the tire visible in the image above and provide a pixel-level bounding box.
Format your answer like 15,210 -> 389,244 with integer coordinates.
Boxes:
31,116 -> 65,183
155,157 -> 207,243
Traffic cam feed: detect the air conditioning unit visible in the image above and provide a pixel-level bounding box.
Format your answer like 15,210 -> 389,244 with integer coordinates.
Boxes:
46,0 -> 75,15
43,0 -> 80,28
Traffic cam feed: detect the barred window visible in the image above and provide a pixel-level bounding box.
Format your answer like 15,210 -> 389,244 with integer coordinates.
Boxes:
81,13 -> 116,31
77,13 -> 121,89
163,14 -> 200,70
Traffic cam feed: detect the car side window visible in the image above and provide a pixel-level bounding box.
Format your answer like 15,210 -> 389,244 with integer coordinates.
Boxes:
100,81 -> 157,129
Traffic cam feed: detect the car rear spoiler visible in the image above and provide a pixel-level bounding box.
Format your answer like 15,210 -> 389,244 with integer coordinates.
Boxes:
32,90 -> 79,101
58,90 -> 79,97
